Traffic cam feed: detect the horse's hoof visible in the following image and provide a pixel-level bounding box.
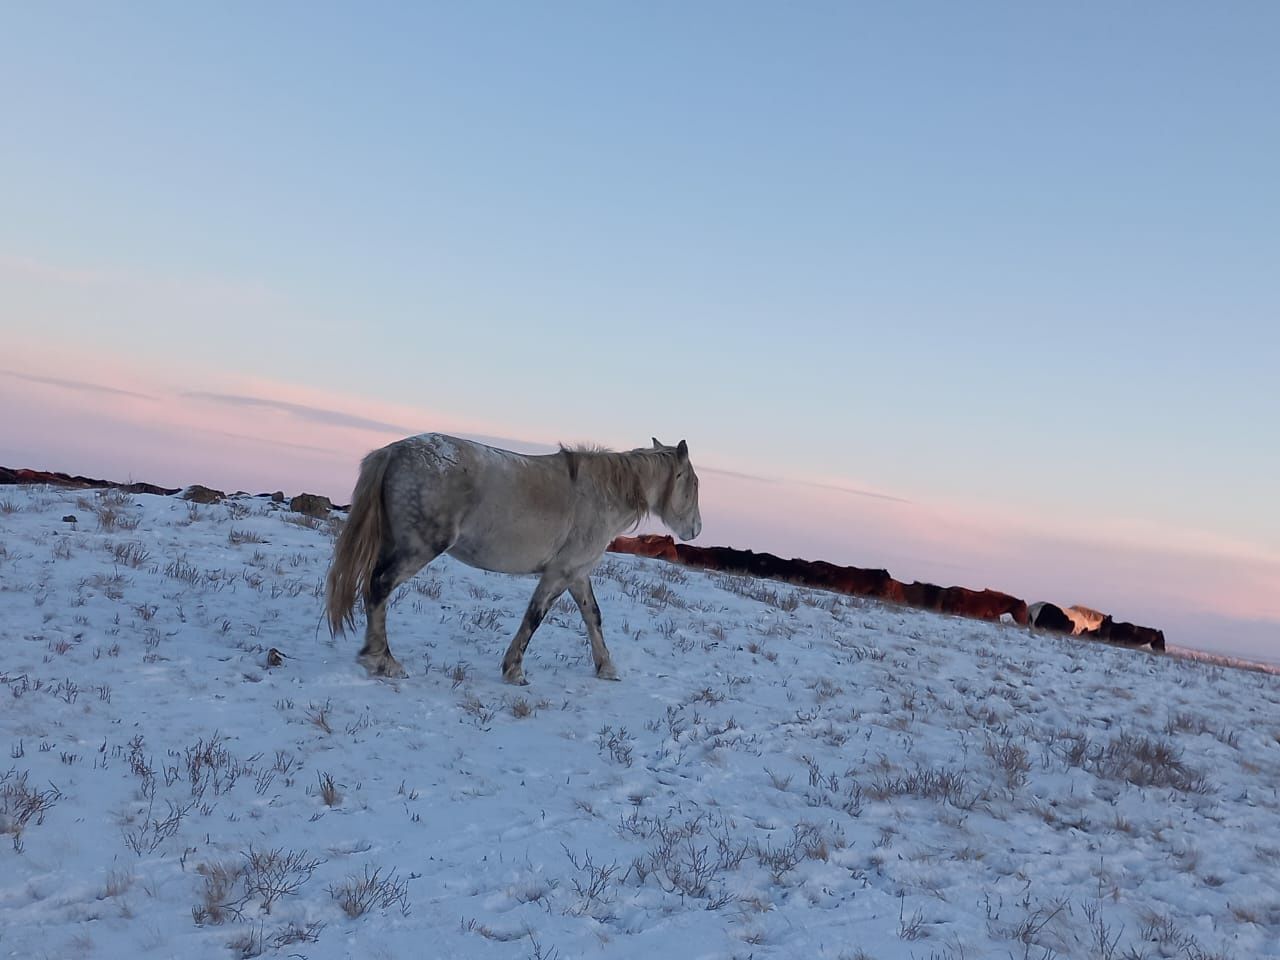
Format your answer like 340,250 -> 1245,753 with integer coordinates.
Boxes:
502,666 -> 529,686
361,653 -> 408,679
595,662 -> 620,681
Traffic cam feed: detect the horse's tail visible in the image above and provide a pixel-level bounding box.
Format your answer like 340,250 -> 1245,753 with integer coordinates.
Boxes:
326,445 -> 394,636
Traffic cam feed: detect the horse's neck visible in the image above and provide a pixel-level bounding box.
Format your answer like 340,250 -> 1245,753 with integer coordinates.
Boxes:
582,450 -> 668,526
629,453 -> 670,515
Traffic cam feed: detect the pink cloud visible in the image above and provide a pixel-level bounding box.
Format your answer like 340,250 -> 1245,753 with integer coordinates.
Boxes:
680,469 -> 1280,631
2,346 -> 1276,661
0,339 -> 546,500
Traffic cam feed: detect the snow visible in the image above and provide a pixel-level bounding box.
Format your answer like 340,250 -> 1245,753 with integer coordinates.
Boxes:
2,484 -> 1279,959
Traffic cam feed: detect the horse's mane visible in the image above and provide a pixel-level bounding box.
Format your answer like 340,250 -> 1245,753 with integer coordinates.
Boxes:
559,444 -> 671,526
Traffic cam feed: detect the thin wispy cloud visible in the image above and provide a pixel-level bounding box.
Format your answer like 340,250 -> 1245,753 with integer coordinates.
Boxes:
800,479 -> 913,505
184,392 -> 561,455
701,465 -> 913,504
183,392 -> 418,436
203,428 -> 340,457
700,466 -> 784,484
0,368 -> 154,401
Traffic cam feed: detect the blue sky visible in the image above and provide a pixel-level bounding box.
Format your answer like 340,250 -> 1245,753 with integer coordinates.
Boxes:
2,3 -> 1278,656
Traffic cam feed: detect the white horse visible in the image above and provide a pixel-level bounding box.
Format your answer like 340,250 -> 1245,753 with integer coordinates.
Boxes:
1064,604 -> 1105,635
326,434 -> 702,684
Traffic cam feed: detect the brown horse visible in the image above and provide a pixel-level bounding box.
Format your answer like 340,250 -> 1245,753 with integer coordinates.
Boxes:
326,434 -> 702,684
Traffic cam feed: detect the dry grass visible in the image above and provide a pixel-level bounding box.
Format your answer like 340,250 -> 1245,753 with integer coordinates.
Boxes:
1137,907 -> 1234,958
107,541 -> 151,568
163,556 -> 202,585
306,700 -> 333,735
1090,733 -> 1212,794
1165,710 -> 1241,748
239,845 -> 324,915
227,923 -> 265,959
595,725 -> 635,767
328,865 -> 411,917
281,511 -> 320,529
459,692 -> 496,726
897,894 -> 928,940
317,771 -> 341,807
1110,812 -> 1136,835
713,574 -> 801,611
192,859 -> 243,925
985,736 -> 1031,790
271,920 -> 326,948
462,917 -> 523,941
765,766 -> 793,791
75,489 -> 140,532
865,765 -> 982,809
1,769 -> 63,848
100,867 -> 135,899
446,661 -> 470,689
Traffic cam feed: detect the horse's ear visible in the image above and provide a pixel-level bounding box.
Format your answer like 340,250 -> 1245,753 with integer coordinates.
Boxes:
676,439 -> 688,461
652,437 -> 662,450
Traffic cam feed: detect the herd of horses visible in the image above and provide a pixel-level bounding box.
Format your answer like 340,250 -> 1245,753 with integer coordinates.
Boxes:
1028,600 -> 1166,650
326,432 -> 1162,686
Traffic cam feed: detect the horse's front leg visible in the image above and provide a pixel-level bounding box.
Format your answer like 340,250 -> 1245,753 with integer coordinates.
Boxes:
501,572 -> 570,685
569,576 -> 617,680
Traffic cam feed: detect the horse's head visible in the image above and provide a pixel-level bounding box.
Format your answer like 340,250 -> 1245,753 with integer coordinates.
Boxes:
652,438 -> 702,541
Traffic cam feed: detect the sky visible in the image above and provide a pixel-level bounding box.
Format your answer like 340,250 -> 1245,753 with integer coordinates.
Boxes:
1,3 -> 1277,660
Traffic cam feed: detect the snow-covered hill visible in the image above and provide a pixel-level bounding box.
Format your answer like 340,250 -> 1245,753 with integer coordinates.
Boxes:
2,485 -> 1277,959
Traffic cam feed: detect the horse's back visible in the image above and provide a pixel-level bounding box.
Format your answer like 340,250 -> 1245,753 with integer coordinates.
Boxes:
1065,604 -> 1105,635
395,433 -> 471,471
390,433 -> 577,575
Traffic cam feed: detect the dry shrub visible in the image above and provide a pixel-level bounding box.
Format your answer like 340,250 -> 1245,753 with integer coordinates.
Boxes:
192,859 -> 244,925
1090,733 -> 1212,794
329,865 -> 411,917
1,769 -> 62,843
271,921 -> 325,947
307,700 -> 333,734
985,736 -> 1031,790
317,771 -> 341,807
865,765 -> 981,809
100,868 -> 134,899
108,541 -> 151,568
239,846 -> 324,914
227,923 -> 265,959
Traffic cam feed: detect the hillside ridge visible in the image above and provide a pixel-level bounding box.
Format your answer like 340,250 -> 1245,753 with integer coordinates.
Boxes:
3,463 -> 1167,653
1,481 -> 1277,957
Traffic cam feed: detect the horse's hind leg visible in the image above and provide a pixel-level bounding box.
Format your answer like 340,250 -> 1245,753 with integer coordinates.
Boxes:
501,572 -> 571,685
569,576 -> 618,680
360,541 -> 442,678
